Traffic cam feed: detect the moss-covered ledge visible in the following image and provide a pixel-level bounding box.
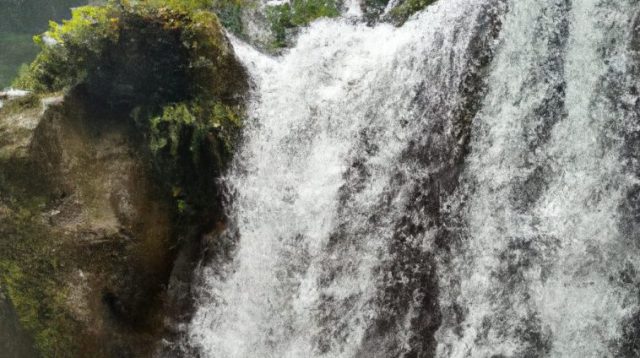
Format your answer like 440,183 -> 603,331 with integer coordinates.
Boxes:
0,1 -> 247,356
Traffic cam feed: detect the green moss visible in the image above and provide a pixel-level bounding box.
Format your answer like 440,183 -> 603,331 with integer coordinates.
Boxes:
144,0 -> 213,11
266,0 -> 340,49
0,197 -> 79,357
387,0 -> 436,25
13,3 -> 244,98
145,0 -> 254,37
212,0 -> 247,35
137,98 -> 242,216
0,261 -> 76,357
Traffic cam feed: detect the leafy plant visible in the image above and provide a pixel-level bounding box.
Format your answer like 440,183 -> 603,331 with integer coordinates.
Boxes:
12,6 -> 119,92
266,0 -> 340,48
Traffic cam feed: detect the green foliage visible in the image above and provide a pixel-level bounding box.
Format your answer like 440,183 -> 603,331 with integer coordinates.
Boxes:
149,104 -> 196,156
177,199 -> 187,213
14,2 -> 245,101
143,0 -> 213,11
12,6 -> 119,92
141,0 -> 248,36
141,99 -> 242,214
267,0 -> 340,48
387,0 -> 436,25
147,101 -> 242,159
211,0 -> 247,35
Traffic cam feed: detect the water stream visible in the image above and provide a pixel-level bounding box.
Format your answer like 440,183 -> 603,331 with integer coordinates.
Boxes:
187,1 -> 640,356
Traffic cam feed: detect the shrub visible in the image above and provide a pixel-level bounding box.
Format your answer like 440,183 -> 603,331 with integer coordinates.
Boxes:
12,6 -> 119,92
146,0 -> 248,36
266,0 -> 340,48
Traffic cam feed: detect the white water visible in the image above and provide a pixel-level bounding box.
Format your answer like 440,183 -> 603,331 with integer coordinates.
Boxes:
187,0 -> 640,357
437,1 -> 640,357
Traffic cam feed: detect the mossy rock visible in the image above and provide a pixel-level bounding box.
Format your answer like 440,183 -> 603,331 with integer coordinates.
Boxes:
15,3 -> 247,105
1,2 -> 248,356
14,0 -> 248,219
0,92 -> 174,357
385,0 -> 437,25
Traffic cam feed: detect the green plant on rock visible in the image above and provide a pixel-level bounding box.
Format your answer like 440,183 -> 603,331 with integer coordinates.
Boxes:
140,99 -> 242,215
0,261 -> 76,357
211,0 -> 247,36
144,0 -> 213,11
266,0 -> 340,48
0,197 -> 79,357
386,0 -> 436,25
144,0 -> 249,37
12,6 -> 120,92
13,0 -> 246,148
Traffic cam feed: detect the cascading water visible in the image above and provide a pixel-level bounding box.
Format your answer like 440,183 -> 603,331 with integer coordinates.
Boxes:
185,0 -> 640,357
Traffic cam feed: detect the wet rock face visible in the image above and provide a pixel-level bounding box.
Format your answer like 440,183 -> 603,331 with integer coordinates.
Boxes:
0,93 -> 175,356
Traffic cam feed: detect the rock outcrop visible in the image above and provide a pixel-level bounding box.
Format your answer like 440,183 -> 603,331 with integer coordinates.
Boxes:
0,2 -> 247,356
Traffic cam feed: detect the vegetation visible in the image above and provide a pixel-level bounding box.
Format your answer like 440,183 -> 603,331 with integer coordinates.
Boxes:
12,6 -> 118,93
0,100 -> 80,355
0,0 -> 86,88
386,0 -> 437,25
146,0 -> 249,37
211,0 -> 248,35
0,212 -> 79,357
266,0 -> 340,48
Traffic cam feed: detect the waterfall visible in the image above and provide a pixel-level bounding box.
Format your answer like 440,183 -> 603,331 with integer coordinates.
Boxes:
436,1 -> 640,356
186,0 -> 640,357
